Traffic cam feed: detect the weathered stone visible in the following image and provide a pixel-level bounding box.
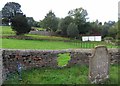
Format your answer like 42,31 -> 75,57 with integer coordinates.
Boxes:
89,46 -> 110,84
0,49 -> 3,85
1,48 -> 119,83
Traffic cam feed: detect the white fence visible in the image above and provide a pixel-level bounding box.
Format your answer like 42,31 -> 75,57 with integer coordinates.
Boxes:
82,36 -> 101,41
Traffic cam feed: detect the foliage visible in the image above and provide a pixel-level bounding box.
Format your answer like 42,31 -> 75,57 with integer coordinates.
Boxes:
104,37 -> 114,41
2,2 -> 23,25
108,23 -> 117,39
11,15 -> 31,35
27,17 -> 36,27
41,10 -> 59,32
102,21 -> 116,38
68,7 -> 88,34
67,23 -> 79,38
26,17 -> 40,27
59,16 -> 73,36
88,20 -> 102,35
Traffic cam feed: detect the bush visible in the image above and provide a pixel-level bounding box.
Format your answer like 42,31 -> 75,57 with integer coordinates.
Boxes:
115,40 -> 120,46
67,23 -> 79,38
104,37 -> 113,41
11,15 -> 31,35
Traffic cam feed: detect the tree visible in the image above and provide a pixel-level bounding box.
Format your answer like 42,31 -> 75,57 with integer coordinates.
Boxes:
68,7 -> 88,34
11,15 -> 31,35
108,23 -> 117,38
27,17 -> 36,27
88,20 -> 103,35
101,21 -> 115,38
59,16 -> 73,36
42,10 -> 58,32
2,2 -> 23,25
67,23 -> 79,38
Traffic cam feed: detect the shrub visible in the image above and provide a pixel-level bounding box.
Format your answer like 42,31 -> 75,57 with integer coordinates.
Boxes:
104,37 -> 113,41
11,15 -> 31,35
67,23 -> 79,38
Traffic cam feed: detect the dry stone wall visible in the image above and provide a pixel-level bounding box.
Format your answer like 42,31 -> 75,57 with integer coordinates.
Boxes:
29,31 -> 56,36
0,49 -> 3,86
1,48 -> 120,83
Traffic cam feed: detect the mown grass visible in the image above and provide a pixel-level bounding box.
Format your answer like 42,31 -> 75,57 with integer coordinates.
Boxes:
1,38 -> 118,49
3,64 -> 119,84
1,38 -> 80,49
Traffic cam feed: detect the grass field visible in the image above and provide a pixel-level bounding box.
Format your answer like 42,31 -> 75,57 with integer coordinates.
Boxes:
0,26 -> 118,49
1,38 -> 118,49
3,64 -> 119,84
1,38 -> 79,49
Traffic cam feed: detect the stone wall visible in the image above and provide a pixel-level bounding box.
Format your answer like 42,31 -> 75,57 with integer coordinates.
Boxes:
1,48 -> 119,83
0,49 -> 3,86
29,31 -> 56,36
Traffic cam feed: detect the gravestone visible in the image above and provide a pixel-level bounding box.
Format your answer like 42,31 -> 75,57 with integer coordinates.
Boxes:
89,46 -> 110,84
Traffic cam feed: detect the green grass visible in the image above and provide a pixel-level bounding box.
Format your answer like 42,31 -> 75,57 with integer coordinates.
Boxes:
1,26 -> 15,36
1,38 -> 80,49
1,38 -> 118,49
57,53 -> 71,67
3,64 -> 119,84
25,34 -> 70,41
36,27 -> 45,31
0,26 -> 118,49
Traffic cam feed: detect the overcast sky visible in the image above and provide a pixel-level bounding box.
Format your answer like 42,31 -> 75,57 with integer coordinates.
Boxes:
0,0 -> 119,23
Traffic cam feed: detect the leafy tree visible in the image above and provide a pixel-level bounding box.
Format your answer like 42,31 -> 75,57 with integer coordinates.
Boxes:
89,20 -> 102,35
2,2 -> 23,25
108,23 -> 117,38
42,10 -> 58,32
34,21 -> 40,27
59,16 -> 73,36
67,23 -> 79,38
68,7 -> 88,34
101,21 -> 115,38
11,15 -> 31,35
27,17 -> 36,27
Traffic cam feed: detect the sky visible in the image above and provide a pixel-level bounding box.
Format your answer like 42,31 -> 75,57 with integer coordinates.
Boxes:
0,0 -> 119,23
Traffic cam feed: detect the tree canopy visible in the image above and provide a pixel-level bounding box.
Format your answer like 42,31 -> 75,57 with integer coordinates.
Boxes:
67,23 -> 79,38
41,10 -> 59,32
2,2 -> 23,25
11,15 -> 31,35
68,8 -> 88,34
59,16 -> 73,36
